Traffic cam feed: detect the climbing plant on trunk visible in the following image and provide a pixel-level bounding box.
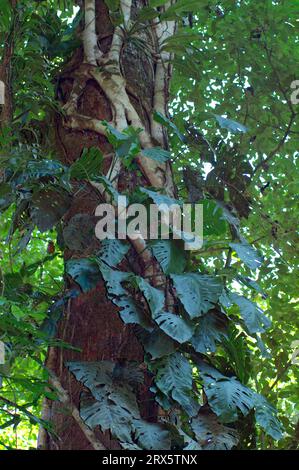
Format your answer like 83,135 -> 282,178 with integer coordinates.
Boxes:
1,0 -> 297,451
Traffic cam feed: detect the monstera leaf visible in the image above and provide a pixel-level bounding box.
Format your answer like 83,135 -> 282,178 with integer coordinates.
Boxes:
66,258 -> 101,292
134,276 -> 164,317
230,293 -> 271,334
114,297 -> 153,331
98,239 -> 129,268
140,328 -> 176,359
151,239 -> 186,274
191,310 -> 228,353
155,352 -> 196,414
132,420 -> 171,450
98,262 -> 130,297
254,394 -> 284,440
191,407 -> 239,450
154,311 -> 194,343
171,273 -> 223,318
199,362 -> 255,423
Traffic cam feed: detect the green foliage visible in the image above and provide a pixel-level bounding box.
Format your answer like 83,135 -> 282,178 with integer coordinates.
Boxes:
0,0 -> 297,452
171,273 -> 223,318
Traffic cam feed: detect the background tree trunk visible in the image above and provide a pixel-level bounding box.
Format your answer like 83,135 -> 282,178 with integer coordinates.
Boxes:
39,0 -> 176,450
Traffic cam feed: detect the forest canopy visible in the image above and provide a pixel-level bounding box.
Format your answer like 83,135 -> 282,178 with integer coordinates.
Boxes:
0,0 -> 298,451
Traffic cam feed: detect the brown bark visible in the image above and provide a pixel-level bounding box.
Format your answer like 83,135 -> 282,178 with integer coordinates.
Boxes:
39,0 -> 176,450
0,0 -> 17,127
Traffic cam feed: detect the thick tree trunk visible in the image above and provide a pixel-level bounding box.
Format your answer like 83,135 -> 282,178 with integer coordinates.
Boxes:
38,0 -> 176,450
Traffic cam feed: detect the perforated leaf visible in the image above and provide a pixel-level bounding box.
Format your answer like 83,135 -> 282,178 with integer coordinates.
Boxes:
155,311 -> 194,343
191,310 -> 228,353
171,273 -> 223,318
114,297 -> 153,331
155,353 -> 194,413
66,258 -> 101,292
254,394 -> 284,440
151,239 -> 186,274
191,408 -> 239,450
132,420 -> 171,450
135,276 -> 164,317
98,262 -> 130,297
199,363 -> 255,423
98,239 -> 129,268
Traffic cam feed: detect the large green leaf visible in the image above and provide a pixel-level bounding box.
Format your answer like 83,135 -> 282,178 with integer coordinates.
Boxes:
154,311 -> 194,343
66,258 -> 101,292
191,408 -> 239,450
140,328 -> 176,359
199,363 -> 255,423
114,297 -> 153,331
98,239 -> 129,268
191,310 -> 228,353
134,276 -> 164,317
254,394 -> 284,440
230,293 -> 271,334
155,352 -> 197,415
98,262 -> 130,297
171,273 -> 223,318
151,239 -> 186,274
132,420 -> 171,450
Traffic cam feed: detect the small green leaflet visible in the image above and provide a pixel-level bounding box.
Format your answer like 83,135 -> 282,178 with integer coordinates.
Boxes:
153,112 -> 186,142
171,273 -> 223,318
141,147 -> 171,163
230,293 -> 271,334
230,240 -> 263,270
69,147 -> 103,180
103,122 -> 141,160
213,114 -> 248,134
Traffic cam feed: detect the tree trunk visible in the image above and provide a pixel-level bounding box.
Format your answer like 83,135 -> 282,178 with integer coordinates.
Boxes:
39,0 -> 176,450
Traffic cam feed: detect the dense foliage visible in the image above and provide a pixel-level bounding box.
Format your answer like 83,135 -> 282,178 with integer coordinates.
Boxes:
0,0 -> 298,450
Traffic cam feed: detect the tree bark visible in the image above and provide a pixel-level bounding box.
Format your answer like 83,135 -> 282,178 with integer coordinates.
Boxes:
39,0 -> 177,450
